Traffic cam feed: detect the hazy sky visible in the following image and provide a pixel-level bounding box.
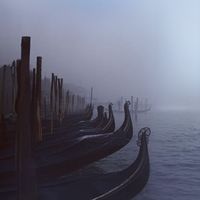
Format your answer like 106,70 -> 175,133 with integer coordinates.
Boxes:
0,0 -> 200,108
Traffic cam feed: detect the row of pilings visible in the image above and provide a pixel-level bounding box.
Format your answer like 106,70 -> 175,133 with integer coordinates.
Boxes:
0,65 -> 86,121
0,36 -> 89,200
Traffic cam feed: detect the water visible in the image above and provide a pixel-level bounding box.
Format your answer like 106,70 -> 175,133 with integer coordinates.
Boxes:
94,110 -> 200,200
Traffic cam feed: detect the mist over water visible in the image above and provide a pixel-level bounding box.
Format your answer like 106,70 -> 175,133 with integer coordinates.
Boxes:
0,0 -> 200,109
1,1 -> 200,200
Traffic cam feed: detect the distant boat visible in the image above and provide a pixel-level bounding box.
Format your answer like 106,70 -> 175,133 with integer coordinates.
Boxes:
115,97 -> 151,114
114,106 -> 151,114
134,106 -> 151,114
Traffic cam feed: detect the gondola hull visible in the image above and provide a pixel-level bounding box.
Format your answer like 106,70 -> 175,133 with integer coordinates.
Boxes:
0,103 -> 132,187
0,128 -> 150,200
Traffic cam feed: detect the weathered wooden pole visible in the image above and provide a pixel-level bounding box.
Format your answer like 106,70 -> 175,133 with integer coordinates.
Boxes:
61,79 -> 63,118
72,94 -> 75,113
31,68 -> 36,144
0,114 -> 6,147
36,57 -> 42,108
121,96 -> 123,111
50,73 -> 54,134
54,75 -> 58,120
76,95 -> 79,112
31,58 -> 43,143
11,61 -> 16,114
42,76 -> 48,120
0,65 -> 6,115
58,78 -> 63,123
75,95 -> 77,112
134,97 -> 139,113
131,96 -> 134,115
80,97 -> 83,110
43,96 -> 47,121
15,60 -> 21,167
90,87 -> 93,105
35,57 -> 42,141
58,78 -> 61,121
15,60 -> 21,114
65,90 -> 70,115
79,96 -> 82,111
16,36 -> 37,200
134,97 -> 139,121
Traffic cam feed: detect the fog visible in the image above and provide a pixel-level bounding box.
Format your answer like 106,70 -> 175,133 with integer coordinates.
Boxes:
0,0 -> 200,109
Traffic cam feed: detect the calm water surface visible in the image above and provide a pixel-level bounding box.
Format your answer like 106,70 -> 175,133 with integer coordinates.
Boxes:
94,110 -> 200,200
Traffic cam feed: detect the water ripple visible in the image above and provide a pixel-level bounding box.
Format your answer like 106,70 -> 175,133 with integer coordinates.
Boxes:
95,111 -> 200,200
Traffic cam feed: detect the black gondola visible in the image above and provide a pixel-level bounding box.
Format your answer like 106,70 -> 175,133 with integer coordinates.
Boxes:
0,104 -> 115,160
0,103 -> 104,152
50,104 -> 108,135
0,102 -> 132,186
0,127 -> 150,200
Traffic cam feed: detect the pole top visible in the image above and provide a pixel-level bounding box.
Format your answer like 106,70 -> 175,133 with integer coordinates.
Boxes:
21,36 -> 31,42
37,56 -> 42,60
21,36 -> 31,49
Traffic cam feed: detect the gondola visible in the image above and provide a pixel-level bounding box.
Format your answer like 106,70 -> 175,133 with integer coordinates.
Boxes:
76,105 -> 104,128
0,127 -> 150,200
0,104 -> 114,160
32,104 -> 115,151
0,102 -> 132,186
3,103 -> 93,133
51,104 -> 107,134
43,104 -> 115,142
0,104 -> 100,151
35,103 -> 94,132
61,103 -> 115,139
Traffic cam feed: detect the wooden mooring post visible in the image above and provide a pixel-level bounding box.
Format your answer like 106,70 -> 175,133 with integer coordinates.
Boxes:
11,61 -> 16,114
58,78 -> 63,124
90,87 -> 93,105
50,73 -> 55,134
65,90 -> 70,115
134,97 -> 139,121
31,68 -> 36,144
0,65 -> 6,116
16,36 -> 37,200
54,75 -> 58,121
36,57 -> 42,141
131,96 -> 134,115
